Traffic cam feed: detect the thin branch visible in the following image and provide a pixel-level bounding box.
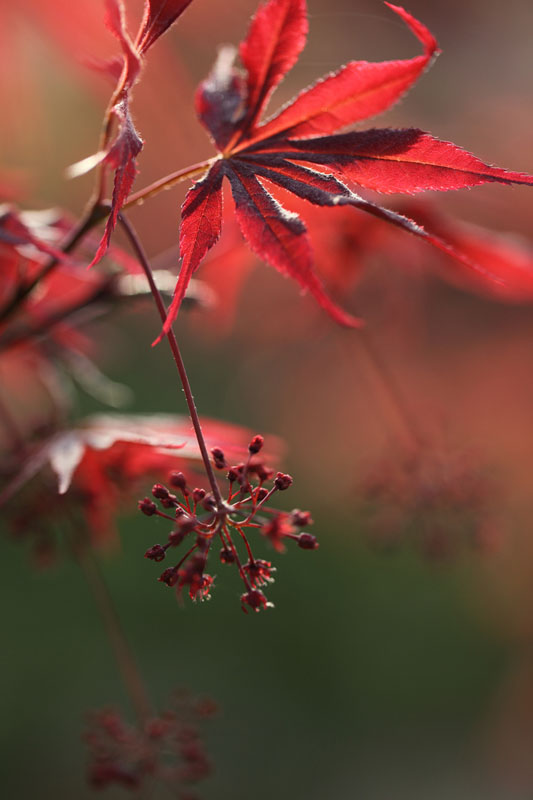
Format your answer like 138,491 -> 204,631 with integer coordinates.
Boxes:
117,213 -> 225,510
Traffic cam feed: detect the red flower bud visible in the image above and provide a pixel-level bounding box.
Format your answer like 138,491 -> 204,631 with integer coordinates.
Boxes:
248,435 -> 264,454
169,471 -> 187,491
139,498 -> 157,516
274,472 -> 293,491
297,533 -> 319,550
211,447 -> 226,469
144,544 -> 167,562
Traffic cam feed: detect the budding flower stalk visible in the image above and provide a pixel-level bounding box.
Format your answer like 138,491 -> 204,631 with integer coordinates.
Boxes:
139,436 -> 318,611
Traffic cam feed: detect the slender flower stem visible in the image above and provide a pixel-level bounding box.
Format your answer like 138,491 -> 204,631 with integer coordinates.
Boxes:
117,213 -> 224,510
77,547 -> 152,726
338,324 -> 424,451
123,157 -> 218,210
356,327 -> 424,450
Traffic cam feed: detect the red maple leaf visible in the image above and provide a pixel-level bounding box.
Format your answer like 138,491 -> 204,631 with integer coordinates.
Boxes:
161,0 -> 533,338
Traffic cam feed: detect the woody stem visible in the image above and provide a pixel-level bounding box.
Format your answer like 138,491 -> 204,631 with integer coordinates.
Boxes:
117,213 -> 224,510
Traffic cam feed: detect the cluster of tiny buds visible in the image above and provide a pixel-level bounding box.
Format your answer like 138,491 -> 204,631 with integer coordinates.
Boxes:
360,446 -> 498,558
85,693 -> 215,795
138,435 -> 318,612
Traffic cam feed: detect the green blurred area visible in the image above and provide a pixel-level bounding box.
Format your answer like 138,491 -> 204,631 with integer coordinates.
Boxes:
0,316 -> 513,799
0,509 -> 509,800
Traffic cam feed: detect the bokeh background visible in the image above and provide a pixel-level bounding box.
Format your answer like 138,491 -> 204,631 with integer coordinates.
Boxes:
2,0 -> 533,798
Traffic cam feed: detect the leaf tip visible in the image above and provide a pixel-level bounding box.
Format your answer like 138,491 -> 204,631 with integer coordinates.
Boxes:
384,2 -> 439,58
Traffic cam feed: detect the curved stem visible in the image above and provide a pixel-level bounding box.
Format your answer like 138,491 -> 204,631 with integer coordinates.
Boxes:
78,548 -> 152,726
117,213 -> 224,510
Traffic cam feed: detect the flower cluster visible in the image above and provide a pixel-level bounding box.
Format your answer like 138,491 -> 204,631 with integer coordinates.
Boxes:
85,692 -> 214,797
140,434 -> 318,612
360,446 -> 499,559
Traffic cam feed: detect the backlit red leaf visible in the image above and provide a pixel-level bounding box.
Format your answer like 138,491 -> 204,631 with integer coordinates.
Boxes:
159,162 -> 224,341
248,3 -> 437,143
241,156 -> 512,293
239,0 -> 308,134
104,0 -> 141,88
273,129 -> 533,193
225,161 -> 361,327
136,0 -> 194,54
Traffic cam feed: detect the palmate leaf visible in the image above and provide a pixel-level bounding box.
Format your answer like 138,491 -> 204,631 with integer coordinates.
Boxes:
163,0 -> 533,338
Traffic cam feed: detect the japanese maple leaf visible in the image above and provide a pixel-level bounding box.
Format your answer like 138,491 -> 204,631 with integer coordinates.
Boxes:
161,0 -> 533,338
75,0 -> 195,268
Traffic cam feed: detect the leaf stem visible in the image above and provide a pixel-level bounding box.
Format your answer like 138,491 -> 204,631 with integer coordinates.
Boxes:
77,547 -> 152,726
117,213 -> 225,510
123,157 -> 218,210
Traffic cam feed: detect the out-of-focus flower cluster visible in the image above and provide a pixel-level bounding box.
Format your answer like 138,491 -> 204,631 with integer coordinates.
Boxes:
359,445 -> 500,559
85,692 -> 216,797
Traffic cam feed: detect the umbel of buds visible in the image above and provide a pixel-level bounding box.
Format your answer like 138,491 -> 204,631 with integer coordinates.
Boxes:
138,436 -> 318,612
85,692 -> 215,794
